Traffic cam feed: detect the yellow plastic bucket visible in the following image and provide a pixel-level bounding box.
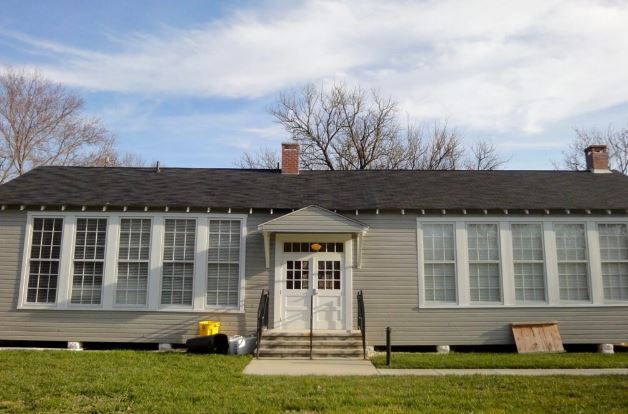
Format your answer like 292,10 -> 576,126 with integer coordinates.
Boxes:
198,320 -> 221,336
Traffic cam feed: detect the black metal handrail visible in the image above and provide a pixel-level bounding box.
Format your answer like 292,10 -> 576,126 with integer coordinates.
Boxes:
310,293 -> 314,360
255,289 -> 270,359
357,290 -> 366,359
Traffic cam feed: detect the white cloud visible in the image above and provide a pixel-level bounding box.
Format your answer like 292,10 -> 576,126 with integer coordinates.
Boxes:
2,0 -> 628,134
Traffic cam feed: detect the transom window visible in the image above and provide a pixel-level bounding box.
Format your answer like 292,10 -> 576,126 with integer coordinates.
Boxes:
511,224 -> 546,302
598,223 -> 628,301
116,218 -> 151,305
286,260 -> 309,290
467,223 -> 501,303
284,242 -> 343,253
207,219 -> 242,307
422,224 -> 456,303
317,260 -> 341,290
71,218 -> 107,305
555,224 -> 590,302
161,219 -> 196,306
27,218 -> 63,304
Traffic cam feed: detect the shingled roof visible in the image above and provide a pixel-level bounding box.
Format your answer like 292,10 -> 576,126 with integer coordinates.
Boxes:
1,166 -> 628,211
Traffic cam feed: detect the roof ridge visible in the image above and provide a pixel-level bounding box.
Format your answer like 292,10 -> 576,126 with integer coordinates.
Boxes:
29,165 -> 601,174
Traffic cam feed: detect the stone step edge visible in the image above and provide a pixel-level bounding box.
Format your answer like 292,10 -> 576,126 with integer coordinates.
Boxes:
259,349 -> 364,355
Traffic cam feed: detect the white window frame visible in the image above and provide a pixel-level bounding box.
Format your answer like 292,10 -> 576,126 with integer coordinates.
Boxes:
21,216 -> 66,307
207,219 -> 245,309
17,211 -> 247,313
554,222 -> 593,304
597,222 -> 628,303
68,216 -> 109,308
115,217 -> 153,308
466,222 -> 503,305
159,218 -> 198,310
511,222 -> 548,304
417,222 -> 458,305
416,216 -> 628,308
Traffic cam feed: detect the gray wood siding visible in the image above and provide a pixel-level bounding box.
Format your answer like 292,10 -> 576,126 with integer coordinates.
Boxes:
1,210 -> 627,346
0,211 -> 271,344
354,214 -> 628,346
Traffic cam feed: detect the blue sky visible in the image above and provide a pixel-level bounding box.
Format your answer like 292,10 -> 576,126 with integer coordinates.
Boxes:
1,0 -> 627,169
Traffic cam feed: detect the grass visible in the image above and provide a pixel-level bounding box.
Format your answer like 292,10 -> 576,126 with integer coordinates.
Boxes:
371,351 -> 628,369
0,351 -> 625,413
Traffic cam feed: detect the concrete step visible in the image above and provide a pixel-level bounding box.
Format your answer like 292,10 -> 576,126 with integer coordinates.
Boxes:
258,348 -> 364,358
262,330 -> 362,338
260,339 -> 363,348
258,331 -> 366,359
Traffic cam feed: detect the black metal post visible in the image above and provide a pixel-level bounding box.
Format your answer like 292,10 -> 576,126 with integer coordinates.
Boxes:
386,326 -> 392,367
310,293 -> 314,360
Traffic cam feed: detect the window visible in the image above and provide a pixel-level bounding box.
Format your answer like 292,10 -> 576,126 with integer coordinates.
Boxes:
116,218 -> 151,305
20,213 -> 247,311
161,219 -> 195,305
417,218 -> 628,308
598,224 -> 628,301
207,219 -> 241,307
555,224 -> 590,301
27,218 -> 63,303
71,218 -> 107,305
467,223 -> 501,303
422,224 -> 456,303
317,260 -> 341,290
512,224 -> 546,302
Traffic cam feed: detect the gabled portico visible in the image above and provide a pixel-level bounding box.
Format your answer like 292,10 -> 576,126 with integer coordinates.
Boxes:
258,205 -> 369,332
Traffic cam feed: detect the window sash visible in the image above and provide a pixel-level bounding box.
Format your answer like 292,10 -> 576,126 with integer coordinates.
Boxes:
467,223 -> 502,303
161,219 -> 196,306
207,219 -> 242,307
422,223 -> 456,303
116,218 -> 151,306
71,218 -> 107,305
598,223 -> 628,301
511,224 -> 546,303
26,218 -> 63,304
555,223 -> 591,302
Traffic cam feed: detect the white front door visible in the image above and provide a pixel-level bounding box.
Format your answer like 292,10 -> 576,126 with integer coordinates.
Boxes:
280,245 -> 345,331
313,258 -> 343,330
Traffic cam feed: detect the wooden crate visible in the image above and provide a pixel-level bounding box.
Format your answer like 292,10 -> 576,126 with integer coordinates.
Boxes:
511,321 -> 565,353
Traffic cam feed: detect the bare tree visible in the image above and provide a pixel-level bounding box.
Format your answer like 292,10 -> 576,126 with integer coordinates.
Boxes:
555,125 -> 628,174
239,82 -> 506,171
236,147 -> 280,169
0,67 -> 142,183
465,139 -> 507,171
608,127 -> 628,174
270,83 -> 400,170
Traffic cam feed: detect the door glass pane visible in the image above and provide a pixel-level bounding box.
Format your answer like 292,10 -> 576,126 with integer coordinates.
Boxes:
286,260 -> 309,290
317,260 -> 341,290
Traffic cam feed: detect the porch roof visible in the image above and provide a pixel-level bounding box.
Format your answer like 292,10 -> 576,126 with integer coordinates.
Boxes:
258,206 -> 369,269
257,205 -> 369,234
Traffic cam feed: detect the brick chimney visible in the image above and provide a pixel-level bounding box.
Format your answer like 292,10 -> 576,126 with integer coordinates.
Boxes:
281,143 -> 300,174
585,144 -> 610,173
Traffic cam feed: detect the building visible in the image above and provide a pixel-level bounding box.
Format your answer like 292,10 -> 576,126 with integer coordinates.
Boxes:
0,144 -> 626,354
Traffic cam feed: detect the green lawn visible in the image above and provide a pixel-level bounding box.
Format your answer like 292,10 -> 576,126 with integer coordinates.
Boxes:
0,351 -> 626,413
371,351 -> 628,369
